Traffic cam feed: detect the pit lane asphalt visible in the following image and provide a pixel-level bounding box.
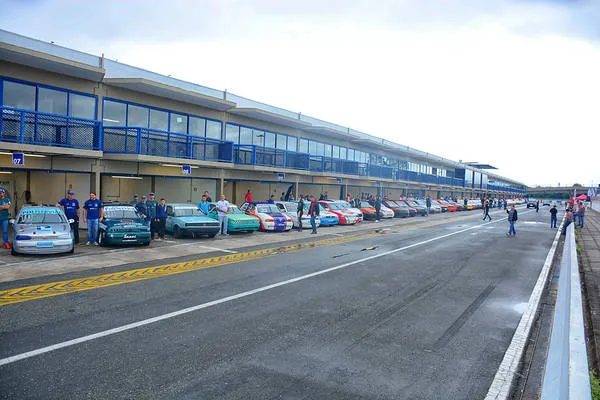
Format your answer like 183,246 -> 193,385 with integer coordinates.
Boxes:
0,206 -> 560,399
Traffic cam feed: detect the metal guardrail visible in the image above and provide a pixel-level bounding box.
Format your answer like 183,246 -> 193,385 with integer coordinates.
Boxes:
541,223 -> 592,399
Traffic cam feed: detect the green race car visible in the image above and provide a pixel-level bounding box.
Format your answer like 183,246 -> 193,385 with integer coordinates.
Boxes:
209,203 -> 260,233
99,204 -> 151,246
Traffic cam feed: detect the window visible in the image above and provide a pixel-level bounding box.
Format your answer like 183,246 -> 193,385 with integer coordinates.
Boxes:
288,136 -> 297,152
347,148 -> 355,161
170,113 -> 187,133
340,147 -> 347,160
324,144 -> 332,158
2,81 -> 36,110
127,104 -> 149,127
252,129 -> 264,146
206,120 -> 221,140
264,131 -> 275,148
240,127 -> 252,144
69,94 -> 95,119
38,87 -> 67,115
225,123 -> 239,143
276,134 -> 287,150
316,142 -> 324,156
309,140 -> 317,155
149,109 -> 168,131
299,138 -> 308,153
103,100 -> 126,126
332,145 -> 339,159
189,117 -> 206,137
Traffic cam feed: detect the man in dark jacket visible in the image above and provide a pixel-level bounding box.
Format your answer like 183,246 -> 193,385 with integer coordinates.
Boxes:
506,204 -> 518,237
156,198 -> 168,239
549,204 -> 558,228
483,199 -> 491,221
296,196 -> 305,232
374,195 -> 382,222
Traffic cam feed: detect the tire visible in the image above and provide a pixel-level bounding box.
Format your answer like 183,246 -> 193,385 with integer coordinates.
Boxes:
99,231 -> 106,247
142,240 -> 150,246
68,245 -> 75,254
207,233 -> 217,238
10,246 -> 17,256
173,225 -> 182,238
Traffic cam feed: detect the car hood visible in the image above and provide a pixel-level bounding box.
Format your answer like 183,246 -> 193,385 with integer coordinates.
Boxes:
173,216 -> 217,223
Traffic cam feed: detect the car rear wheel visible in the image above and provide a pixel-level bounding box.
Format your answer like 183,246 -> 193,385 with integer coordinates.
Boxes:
207,233 -> 217,238
10,246 -> 17,256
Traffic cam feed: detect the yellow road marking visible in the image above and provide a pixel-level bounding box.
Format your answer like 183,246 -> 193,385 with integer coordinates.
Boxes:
0,211 -> 491,307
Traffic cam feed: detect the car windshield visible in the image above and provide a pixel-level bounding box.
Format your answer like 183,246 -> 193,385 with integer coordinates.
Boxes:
327,202 -> 345,210
104,206 -> 139,219
385,200 -> 399,207
174,207 -> 206,217
17,208 -> 67,224
360,201 -> 373,208
228,206 -> 243,215
257,204 -> 280,213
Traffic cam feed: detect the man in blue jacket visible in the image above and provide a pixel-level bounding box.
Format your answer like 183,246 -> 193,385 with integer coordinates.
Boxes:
156,198 -> 168,240
57,190 -> 80,244
83,192 -> 103,245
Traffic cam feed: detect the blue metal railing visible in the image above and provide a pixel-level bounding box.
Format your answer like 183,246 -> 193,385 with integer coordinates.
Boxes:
103,126 -> 233,162
0,106 -> 101,150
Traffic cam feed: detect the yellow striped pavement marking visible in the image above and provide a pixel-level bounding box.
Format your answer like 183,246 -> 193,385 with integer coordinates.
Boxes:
0,210 -> 491,307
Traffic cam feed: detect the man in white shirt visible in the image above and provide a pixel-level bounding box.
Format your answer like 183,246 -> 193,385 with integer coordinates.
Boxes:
216,194 -> 230,236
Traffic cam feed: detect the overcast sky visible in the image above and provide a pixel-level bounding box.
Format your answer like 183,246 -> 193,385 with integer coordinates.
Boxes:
2,0 -> 599,188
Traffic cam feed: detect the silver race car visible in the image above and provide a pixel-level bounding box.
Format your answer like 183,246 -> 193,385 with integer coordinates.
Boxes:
10,206 -> 74,255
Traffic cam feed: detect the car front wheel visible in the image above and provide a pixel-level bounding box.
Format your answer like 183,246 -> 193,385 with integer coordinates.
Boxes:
173,225 -> 183,238
99,231 -> 107,247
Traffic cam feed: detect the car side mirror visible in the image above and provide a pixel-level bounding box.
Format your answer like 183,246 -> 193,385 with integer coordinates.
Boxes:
68,219 -> 75,224
9,219 -> 15,224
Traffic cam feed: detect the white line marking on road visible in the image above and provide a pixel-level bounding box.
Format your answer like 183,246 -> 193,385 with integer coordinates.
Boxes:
484,216 -> 564,400
0,212 -> 530,367
194,245 -> 238,254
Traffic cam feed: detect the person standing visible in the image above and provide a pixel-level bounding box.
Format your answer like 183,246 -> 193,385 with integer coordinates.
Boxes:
146,192 -> 158,240
130,194 -> 139,206
216,194 -> 230,236
156,198 -> 168,240
268,194 -> 275,204
374,195 -> 382,222
535,200 -> 539,213
83,192 -> 103,245
426,196 -> 432,216
244,189 -> 253,203
482,199 -> 492,221
197,194 -> 210,215
463,197 -> 468,211
296,196 -> 305,232
346,193 -> 352,203
280,192 -> 286,201
0,188 -> 11,249
203,191 -> 212,203
135,195 -> 151,231
577,202 -> 585,228
549,204 -> 558,229
309,196 -> 319,234
57,190 -> 80,244
506,204 -> 518,237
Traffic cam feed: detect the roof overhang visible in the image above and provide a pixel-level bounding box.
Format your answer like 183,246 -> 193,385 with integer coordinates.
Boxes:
103,78 -> 236,111
303,126 -> 359,141
229,108 -> 312,129
0,42 -> 105,81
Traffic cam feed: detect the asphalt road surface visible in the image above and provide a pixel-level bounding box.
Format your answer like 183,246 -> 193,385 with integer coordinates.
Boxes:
0,207 -> 560,399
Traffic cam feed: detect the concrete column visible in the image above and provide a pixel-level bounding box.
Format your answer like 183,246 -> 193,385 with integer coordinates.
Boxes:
94,170 -> 101,198
219,177 -> 224,197
295,180 -> 299,199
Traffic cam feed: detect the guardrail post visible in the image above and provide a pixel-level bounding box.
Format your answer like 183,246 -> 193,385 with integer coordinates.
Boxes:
20,110 -> 25,143
136,128 -> 142,154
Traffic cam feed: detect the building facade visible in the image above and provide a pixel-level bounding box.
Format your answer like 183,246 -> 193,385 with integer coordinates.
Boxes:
0,29 -> 526,214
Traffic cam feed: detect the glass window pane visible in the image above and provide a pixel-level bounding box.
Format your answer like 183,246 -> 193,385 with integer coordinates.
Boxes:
347,149 -> 355,161
206,120 -> 221,140
69,94 -> 96,119
3,81 -> 36,110
252,129 -> 264,146
225,123 -> 239,143
103,100 -> 126,126
276,134 -> 287,150
127,104 -> 148,127
264,132 -> 275,148
332,145 -> 339,159
316,142 -> 324,156
190,117 -> 206,137
324,144 -> 332,158
299,138 -> 308,153
340,147 -> 347,160
170,113 -> 187,133
38,87 -> 67,115
240,127 -> 252,144
149,109 -> 168,131
288,136 -> 297,152
309,141 -> 317,155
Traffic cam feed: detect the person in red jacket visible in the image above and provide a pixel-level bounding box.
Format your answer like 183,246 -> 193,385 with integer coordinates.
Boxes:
244,189 -> 252,203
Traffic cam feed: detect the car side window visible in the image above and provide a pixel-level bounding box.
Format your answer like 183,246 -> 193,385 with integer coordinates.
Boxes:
276,204 -> 284,211
167,206 -> 174,216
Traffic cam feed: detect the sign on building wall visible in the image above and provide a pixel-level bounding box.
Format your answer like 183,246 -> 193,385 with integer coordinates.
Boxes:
12,153 -> 24,166
336,178 -> 342,184
277,173 -> 285,180
182,165 -> 191,175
